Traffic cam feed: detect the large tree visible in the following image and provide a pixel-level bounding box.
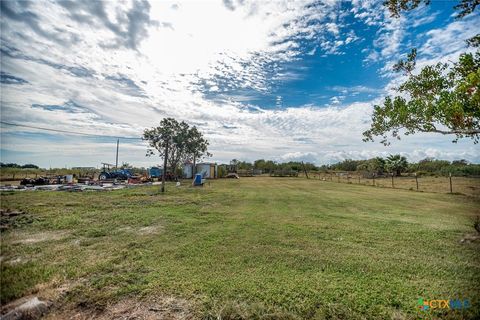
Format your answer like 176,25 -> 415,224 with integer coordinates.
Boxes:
144,118 -> 178,192
143,118 -> 210,192
185,126 -> 211,177
364,0 -> 480,145
167,120 -> 190,178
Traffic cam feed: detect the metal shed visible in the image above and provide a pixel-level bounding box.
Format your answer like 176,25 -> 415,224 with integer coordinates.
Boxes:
196,163 -> 217,179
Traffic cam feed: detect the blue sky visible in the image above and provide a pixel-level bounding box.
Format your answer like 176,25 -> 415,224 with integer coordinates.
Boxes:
0,0 -> 479,168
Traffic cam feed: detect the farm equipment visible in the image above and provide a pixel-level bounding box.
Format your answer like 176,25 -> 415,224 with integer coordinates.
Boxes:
20,177 -> 50,186
98,163 -> 132,181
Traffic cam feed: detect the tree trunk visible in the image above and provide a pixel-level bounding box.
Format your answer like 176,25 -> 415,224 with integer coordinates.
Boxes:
192,155 -> 196,179
162,141 -> 169,193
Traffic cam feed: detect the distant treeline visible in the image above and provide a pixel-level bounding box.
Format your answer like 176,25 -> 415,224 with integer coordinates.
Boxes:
233,159 -> 317,173
1,163 -> 39,169
234,157 -> 480,177
320,158 -> 480,177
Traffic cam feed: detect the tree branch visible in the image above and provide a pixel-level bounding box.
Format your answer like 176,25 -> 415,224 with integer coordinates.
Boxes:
419,128 -> 480,135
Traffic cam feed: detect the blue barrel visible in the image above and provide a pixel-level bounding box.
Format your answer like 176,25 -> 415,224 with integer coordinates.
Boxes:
193,173 -> 203,186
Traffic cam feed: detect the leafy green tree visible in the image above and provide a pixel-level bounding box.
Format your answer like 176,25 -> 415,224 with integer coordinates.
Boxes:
264,160 -> 277,173
143,118 -> 210,191
185,126 -> 211,177
410,158 -> 450,173
238,161 -> 253,170
254,159 -> 266,170
144,118 -> 178,192
167,121 -> 190,177
364,1 -> 480,145
452,159 -> 469,166
385,154 -> 408,176
357,157 -> 386,176
330,159 -> 362,171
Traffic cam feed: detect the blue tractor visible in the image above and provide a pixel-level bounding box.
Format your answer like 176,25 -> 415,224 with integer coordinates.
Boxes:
98,163 -> 132,181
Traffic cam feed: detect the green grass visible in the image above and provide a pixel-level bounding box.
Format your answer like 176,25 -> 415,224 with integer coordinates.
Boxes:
1,178 -> 479,319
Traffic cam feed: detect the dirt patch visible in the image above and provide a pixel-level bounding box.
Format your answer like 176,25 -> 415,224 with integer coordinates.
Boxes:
3,256 -> 24,265
0,279 -> 76,318
117,226 -> 133,232
460,233 -> 480,243
45,296 -> 195,320
117,225 -> 163,235
1,209 -> 37,231
13,231 -> 69,244
138,225 -> 163,235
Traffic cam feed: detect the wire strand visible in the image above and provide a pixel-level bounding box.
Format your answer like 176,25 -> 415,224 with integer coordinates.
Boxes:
0,121 -> 143,140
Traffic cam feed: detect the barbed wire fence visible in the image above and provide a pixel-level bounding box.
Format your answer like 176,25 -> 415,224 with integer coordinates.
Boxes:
304,171 -> 480,197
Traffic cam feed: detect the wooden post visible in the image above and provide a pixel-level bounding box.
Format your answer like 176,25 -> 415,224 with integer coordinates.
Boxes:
358,176 -> 361,184
301,161 -> 309,179
161,141 -> 169,193
449,172 -> 453,193
372,173 -> 375,186
391,174 -> 394,188
415,173 -> 418,190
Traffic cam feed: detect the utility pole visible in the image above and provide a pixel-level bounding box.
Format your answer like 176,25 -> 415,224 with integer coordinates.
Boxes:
115,139 -> 119,168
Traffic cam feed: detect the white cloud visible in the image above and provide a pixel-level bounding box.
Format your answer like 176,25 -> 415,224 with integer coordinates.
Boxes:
419,15 -> 479,57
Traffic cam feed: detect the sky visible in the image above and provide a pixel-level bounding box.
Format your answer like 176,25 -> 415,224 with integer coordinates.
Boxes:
0,0 -> 479,168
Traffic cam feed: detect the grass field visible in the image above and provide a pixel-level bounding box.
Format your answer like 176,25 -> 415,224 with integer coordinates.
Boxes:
1,178 -> 479,319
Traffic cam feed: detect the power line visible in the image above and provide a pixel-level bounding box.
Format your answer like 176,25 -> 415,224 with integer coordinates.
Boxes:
0,121 -> 143,140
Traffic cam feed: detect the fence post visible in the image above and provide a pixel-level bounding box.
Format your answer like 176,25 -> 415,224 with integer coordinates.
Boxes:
373,173 -> 375,186
449,172 -> 453,193
301,161 -> 309,179
391,174 -> 394,188
358,176 -> 361,184
415,173 -> 418,190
